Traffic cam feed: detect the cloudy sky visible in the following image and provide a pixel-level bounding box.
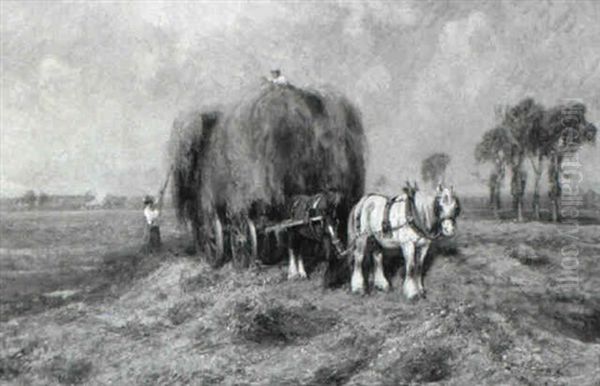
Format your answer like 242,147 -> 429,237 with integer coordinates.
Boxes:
1,0 -> 599,197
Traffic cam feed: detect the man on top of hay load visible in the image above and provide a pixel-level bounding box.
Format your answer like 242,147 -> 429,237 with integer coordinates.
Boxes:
268,69 -> 288,85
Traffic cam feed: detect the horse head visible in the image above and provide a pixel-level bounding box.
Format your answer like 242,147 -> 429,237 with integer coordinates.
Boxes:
321,190 -> 344,231
434,184 -> 461,237
324,190 -> 343,211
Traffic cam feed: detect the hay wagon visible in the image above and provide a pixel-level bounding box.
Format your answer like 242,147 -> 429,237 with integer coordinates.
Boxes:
170,83 -> 366,268
200,207 -> 330,269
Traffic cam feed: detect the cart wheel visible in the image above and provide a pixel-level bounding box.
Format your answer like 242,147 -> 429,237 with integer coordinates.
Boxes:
204,216 -> 224,268
230,218 -> 258,269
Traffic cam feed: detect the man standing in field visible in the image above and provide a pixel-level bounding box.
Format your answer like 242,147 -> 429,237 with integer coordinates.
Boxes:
143,195 -> 161,252
142,166 -> 172,253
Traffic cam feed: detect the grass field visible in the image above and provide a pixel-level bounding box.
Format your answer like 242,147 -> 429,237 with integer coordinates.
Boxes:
1,207 -> 599,385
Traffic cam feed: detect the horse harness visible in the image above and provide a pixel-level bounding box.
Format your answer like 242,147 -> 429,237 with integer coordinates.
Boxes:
381,195 -> 405,235
341,193 -> 443,257
379,193 -> 434,238
289,194 -> 344,254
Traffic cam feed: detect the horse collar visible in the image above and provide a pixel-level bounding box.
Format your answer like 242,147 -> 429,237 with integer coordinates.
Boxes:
410,195 -> 444,241
381,195 -> 400,235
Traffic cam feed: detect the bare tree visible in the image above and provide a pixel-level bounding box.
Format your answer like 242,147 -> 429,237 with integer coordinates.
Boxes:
542,102 -> 597,222
475,126 -> 511,215
476,98 -> 544,221
501,98 -> 545,222
421,153 -> 450,189
478,99 -> 596,223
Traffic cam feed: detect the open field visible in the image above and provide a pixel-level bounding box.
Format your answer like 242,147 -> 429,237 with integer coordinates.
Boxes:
1,208 -> 599,385
0,210 -> 182,321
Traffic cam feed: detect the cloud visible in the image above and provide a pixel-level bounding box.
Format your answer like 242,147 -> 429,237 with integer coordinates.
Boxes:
415,11 -> 498,112
1,1 -> 599,197
355,63 -> 392,97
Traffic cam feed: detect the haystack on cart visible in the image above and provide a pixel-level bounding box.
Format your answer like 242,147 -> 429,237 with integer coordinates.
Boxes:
170,84 -> 366,269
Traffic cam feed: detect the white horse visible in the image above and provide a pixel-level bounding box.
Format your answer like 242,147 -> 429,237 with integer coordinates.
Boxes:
347,184 -> 460,300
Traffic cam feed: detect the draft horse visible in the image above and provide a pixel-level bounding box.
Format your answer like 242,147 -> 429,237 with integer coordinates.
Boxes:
286,191 -> 344,281
347,183 -> 460,300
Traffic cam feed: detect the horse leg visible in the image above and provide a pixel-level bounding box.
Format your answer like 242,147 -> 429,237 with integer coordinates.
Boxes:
401,242 -> 419,300
287,234 -> 298,280
297,253 -> 307,279
416,242 -> 431,298
351,236 -> 367,294
373,250 -> 389,292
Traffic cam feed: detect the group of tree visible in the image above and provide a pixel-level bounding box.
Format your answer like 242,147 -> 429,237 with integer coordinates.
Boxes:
421,153 -> 451,189
20,190 -> 36,208
475,98 -> 597,222
14,190 -> 130,210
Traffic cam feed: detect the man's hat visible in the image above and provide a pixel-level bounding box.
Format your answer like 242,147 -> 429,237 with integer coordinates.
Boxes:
143,195 -> 154,205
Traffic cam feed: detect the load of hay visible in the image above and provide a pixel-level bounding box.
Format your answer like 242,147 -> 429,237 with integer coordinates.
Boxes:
169,83 -> 366,259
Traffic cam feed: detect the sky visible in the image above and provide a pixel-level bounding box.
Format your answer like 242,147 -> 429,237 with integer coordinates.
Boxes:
1,0 -> 599,198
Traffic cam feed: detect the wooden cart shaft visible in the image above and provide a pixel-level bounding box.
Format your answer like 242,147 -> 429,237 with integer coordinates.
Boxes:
262,215 -> 324,234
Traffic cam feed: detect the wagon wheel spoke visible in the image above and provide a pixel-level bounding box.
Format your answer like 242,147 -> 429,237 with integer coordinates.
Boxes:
230,218 -> 258,269
204,216 -> 224,268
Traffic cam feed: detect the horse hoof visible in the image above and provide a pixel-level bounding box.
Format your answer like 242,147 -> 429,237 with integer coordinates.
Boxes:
405,290 -> 422,302
351,287 -> 365,295
375,284 -> 390,292
407,294 -> 420,303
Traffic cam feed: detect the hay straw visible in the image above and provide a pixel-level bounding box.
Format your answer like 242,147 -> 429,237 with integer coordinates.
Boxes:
170,84 -> 366,236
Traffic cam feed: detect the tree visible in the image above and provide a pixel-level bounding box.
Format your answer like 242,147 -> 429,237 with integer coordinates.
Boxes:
475,126 -> 511,214
501,98 -> 545,221
517,101 -> 548,220
477,98 -> 596,223
21,190 -> 37,209
84,190 -> 96,203
526,127 -> 549,220
541,102 -> 596,222
374,175 -> 389,190
38,191 -> 50,207
421,153 -> 450,189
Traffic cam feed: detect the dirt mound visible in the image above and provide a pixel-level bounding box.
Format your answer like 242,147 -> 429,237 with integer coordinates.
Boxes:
166,298 -> 209,326
308,331 -> 381,385
505,242 -> 547,265
224,295 -> 339,345
0,340 -> 39,381
138,368 -> 224,385
382,345 -> 453,385
180,271 -> 222,293
539,298 -> 600,343
100,248 -> 147,282
43,356 -> 92,385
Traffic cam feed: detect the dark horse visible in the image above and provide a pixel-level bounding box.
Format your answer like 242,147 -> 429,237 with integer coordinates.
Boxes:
286,191 -> 347,287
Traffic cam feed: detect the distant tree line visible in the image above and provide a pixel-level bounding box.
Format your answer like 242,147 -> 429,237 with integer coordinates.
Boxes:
475,98 -> 597,222
7,191 -> 141,211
